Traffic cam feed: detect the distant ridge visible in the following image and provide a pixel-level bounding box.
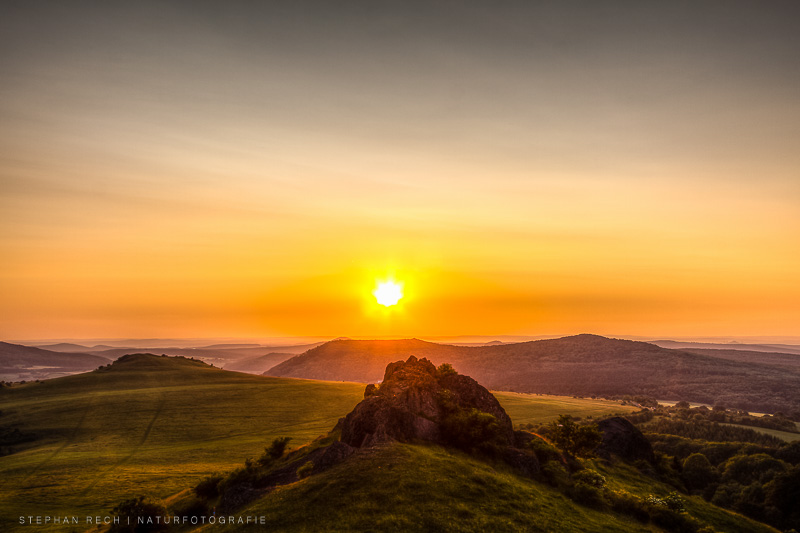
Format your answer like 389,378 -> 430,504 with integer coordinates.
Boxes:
0,341 -> 110,381
650,340 -> 800,356
266,334 -> 800,413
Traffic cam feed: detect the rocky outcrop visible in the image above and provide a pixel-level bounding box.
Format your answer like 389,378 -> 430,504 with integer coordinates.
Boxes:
340,355 -> 515,448
596,416 -> 655,463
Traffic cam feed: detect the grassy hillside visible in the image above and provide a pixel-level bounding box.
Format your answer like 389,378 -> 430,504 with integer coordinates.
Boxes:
0,355 -> 650,530
0,355 -> 365,523
266,335 -> 800,413
201,443 -> 775,533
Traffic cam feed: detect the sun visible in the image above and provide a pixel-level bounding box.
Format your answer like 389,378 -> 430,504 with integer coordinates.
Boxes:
373,281 -> 403,307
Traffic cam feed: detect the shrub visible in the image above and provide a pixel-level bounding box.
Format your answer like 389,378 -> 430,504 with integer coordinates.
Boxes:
572,468 -> 606,488
109,496 -> 167,533
541,460 -> 570,488
607,489 -> 649,522
568,481 -> 607,509
194,474 -> 223,500
441,408 -> 508,457
663,491 -> 686,512
548,415 -> 602,458
171,497 -> 207,521
297,461 -> 314,479
436,363 -> 458,376
526,436 -> 563,464
259,436 -> 291,466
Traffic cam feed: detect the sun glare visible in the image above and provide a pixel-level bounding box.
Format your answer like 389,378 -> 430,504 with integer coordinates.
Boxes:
373,281 -> 403,307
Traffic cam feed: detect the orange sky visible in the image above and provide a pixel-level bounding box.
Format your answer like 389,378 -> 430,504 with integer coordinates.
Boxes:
1,2 -> 799,341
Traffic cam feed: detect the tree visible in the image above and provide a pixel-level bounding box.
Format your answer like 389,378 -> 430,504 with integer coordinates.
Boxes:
682,453 -> 718,492
549,415 -> 602,458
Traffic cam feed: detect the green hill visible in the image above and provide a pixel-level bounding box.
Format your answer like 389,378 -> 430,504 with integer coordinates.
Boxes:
202,442 -> 775,533
0,354 -> 365,523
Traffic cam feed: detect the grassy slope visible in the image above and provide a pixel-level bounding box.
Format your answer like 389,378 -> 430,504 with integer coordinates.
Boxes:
0,355 -> 365,522
207,443 -> 776,533
209,444 -> 656,533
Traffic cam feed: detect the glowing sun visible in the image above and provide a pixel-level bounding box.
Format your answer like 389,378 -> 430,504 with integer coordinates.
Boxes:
373,281 -> 403,307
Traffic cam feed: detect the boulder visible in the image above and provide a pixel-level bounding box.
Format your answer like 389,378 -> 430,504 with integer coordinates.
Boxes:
596,416 -> 655,463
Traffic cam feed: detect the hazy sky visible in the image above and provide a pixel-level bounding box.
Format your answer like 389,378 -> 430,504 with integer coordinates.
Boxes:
2,1 -> 799,340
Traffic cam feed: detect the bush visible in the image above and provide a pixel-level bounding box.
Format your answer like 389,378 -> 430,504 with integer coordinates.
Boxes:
194,474 -> 223,501
441,408 -> 508,457
258,436 -> 291,466
436,363 -> 458,376
296,461 -> 314,479
607,489 -> 649,522
548,415 -> 602,458
526,436 -> 563,464
171,497 -> 207,520
568,481 -> 607,509
663,492 -> 686,512
541,460 -> 570,488
109,496 -> 167,533
648,505 -> 702,533
572,468 -> 606,488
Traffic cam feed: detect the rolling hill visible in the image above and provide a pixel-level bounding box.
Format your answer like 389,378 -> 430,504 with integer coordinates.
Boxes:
0,354 -> 366,523
265,335 -> 800,413
0,341 -> 110,381
0,353 -> 638,529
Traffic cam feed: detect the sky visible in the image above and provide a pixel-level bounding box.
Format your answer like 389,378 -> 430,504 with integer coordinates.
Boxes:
1,1 -> 799,341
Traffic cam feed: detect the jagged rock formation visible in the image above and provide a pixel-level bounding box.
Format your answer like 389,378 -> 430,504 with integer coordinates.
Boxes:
218,357 -> 541,512
340,355 -> 514,448
596,416 -> 655,463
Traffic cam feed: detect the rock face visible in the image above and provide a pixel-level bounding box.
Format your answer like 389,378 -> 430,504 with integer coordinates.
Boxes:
340,355 -> 515,448
596,416 -> 655,463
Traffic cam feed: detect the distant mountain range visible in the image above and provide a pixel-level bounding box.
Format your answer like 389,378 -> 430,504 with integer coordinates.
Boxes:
0,342 -> 110,381
22,342 -> 324,370
265,334 -> 800,414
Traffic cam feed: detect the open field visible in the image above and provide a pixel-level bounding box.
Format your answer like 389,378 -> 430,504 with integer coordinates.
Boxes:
720,423 -> 800,442
0,356 -> 365,523
495,392 -> 638,426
